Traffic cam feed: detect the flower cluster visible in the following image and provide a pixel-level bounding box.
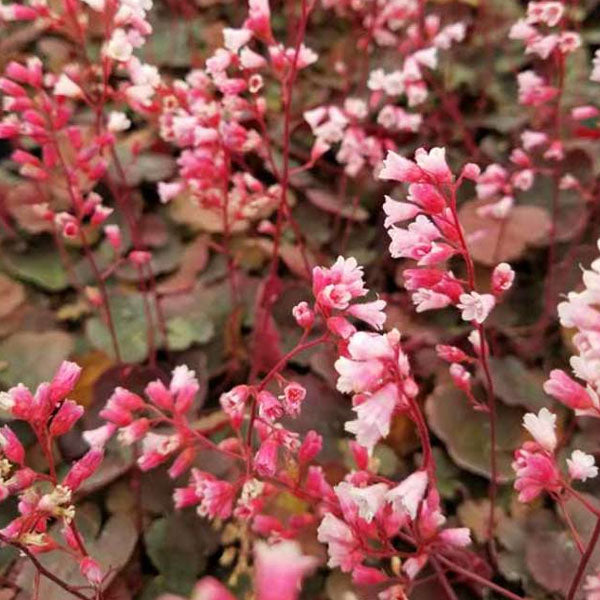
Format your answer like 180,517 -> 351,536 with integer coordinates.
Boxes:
0,362 -> 104,587
155,0 -> 318,225
304,5 -> 466,177
543,239 -> 600,417
512,407 -> 598,502
510,2 -> 580,61
378,146 -> 515,405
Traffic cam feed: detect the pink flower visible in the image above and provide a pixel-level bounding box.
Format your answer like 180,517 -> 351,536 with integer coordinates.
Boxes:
292,301 -> 314,329
129,250 -> 152,265
195,472 -> 235,519
49,400 -> 84,436
170,365 -> 199,413
517,70 -> 558,106
255,438 -> 279,477
521,129 -> 548,151
411,289 -> 452,313
347,299 -> 387,330
220,385 -> 250,428
79,557 -> 103,585
379,151 -> 422,183
63,449 -> 103,491
82,424 -> 116,449
222,27 -> 252,53
461,162 -> 481,180
457,292 -> 496,324
137,433 -> 180,471
492,263 -> 515,295
585,574 -> 600,600
281,382 -> 306,417
407,183 -> 446,213
191,577 -> 236,600
567,450 -> 598,482
117,418 -> 150,445
0,426 -> 25,465
436,345 -> 472,363
512,443 -> 561,502
49,361 -> 81,402
254,540 -> 318,600
522,408 -> 557,452
245,0 -> 271,39
157,182 -> 182,204
386,470 -> 428,519
335,481 -> 388,523
449,363 -> 471,393
258,391 -> 284,421
543,370 -> 594,411
104,224 -> 121,250
298,430 -> 322,464
335,356 -> 384,394
345,383 -> 398,453
382,196 -> 421,228
313,256 -> 367,310
317,513 -> 362,572
439,527 -> 471,547
414,147 -> 452,183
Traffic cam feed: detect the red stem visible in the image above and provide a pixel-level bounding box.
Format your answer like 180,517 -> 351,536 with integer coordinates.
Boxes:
566,514 -> 600,600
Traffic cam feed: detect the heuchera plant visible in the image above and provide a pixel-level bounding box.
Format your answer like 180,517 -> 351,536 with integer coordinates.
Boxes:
2,0 -> 600,598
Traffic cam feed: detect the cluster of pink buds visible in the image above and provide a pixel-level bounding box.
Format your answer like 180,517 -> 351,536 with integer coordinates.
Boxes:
510,0 -> 578,112
317,466 -> 473,593
474,133 -> 573,223
304,5 -> 465,177
156,0 -> 317,224
512,243 -> 600,590
378,147 -> 515,405
93,360 -> 324,537
0,362 -> 104,587
95,0 -> 154,64
303,100 -> 393,177
0,60 -> 118,243
513,407 -> 597,502
366,16 -> 465,108
543,239 -> 600,417
305,259 -> 477,595
509,2 -> 580,61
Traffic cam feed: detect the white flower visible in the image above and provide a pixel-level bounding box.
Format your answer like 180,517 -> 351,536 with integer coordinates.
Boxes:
567,450 -> 598,481
522,408 -> 557,452
335,482 -> 388,523
0,391 -> 14,412
223,28 -> 252,53
54,74 -> 82,98
386,470 -> 428,519
105,29 -> 133,62
107,111 -> 131,132
457,292 -> 496,324
81,0 -> 105,10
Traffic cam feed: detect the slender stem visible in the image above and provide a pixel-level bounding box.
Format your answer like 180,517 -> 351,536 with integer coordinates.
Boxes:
431,557 -> 459,600
435,554 -> 524,600
558,495 -> 585,555
566,515 -> 600,600
0,533 -> 92,600
448,183 -> 498,556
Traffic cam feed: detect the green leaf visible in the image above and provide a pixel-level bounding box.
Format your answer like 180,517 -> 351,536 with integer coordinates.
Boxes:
425,384 -> 524,480
86,292 -> 153,363
2,243 -> 69,291
488,356 -> 552,412
0,331 -> 73,389
166,316 -> 214,351
144,512 -> 219,595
